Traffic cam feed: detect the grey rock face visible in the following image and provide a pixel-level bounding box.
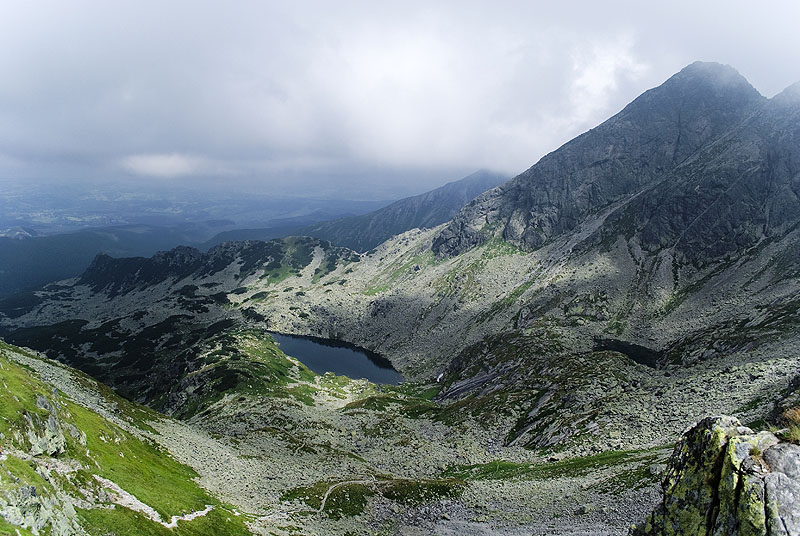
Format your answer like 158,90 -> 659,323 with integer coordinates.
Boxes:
765,472 -> 800,535
23,397 -> 66,457
765,443 -> 800,479
0,484 -> 81,536
433,62 -> 800,266
633,416 -> 800,536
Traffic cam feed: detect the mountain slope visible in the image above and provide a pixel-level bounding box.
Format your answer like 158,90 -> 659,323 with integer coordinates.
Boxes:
433,62 -> 773,258
1,331 -> 684,535
2,62 -> 800,534
299,170 -> 507,252
0,341 -> 252,536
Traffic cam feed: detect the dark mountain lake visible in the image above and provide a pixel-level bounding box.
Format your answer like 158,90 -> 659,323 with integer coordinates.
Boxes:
270,332 -> 404,385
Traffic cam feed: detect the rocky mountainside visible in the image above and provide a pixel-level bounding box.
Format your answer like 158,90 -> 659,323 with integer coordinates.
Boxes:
299,170 -> 507,252
1,62 -> 800,535
433,62 -> 797,261
1,332 -> 676,536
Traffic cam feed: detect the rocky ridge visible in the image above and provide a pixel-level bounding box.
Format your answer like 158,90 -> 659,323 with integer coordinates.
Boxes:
433,62 -> 795,261
299,169 -> 508,252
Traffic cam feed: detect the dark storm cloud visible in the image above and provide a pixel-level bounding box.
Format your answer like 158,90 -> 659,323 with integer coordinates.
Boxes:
0,1 -> 798,195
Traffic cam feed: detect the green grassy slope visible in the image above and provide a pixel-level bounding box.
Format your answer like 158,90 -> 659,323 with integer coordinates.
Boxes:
0,341 -> 253,536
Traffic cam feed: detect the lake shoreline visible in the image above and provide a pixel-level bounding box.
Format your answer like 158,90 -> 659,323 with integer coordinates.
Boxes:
268,331 -> 403,385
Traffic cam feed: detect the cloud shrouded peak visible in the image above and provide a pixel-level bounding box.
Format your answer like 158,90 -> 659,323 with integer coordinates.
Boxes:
0,1 -> 798,197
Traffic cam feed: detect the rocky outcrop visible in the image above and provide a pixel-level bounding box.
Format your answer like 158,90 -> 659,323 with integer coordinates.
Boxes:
0,485 -> 83,536
633,416 -> 800,536
22,395 -> 66,457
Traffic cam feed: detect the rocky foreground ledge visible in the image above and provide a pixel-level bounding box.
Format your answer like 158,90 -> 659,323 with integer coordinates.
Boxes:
633,416 -> 799,536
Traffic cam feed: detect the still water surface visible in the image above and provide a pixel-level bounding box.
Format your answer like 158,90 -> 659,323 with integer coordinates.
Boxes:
270,332 -> 403,385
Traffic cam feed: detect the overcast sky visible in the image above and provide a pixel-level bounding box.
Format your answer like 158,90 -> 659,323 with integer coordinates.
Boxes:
1,1 -> 799,199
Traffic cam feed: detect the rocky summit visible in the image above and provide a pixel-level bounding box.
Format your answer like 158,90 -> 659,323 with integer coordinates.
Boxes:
433,62 -> 796,260
1,62 -> 799,535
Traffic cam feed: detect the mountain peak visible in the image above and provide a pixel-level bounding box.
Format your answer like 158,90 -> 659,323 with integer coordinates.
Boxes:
666,61 -> 759,94
635,61 -> 763,107
675,61 -> 749,84
433,61 -> 776,258
621,61 -> 762,112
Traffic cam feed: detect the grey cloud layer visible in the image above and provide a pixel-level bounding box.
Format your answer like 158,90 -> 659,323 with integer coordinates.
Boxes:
0,0 -> 798,195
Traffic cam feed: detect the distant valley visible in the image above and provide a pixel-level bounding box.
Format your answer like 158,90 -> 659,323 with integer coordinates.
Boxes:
0,172 -> 504,298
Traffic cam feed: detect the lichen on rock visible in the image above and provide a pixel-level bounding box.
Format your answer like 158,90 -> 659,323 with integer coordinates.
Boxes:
22,395 -> 67,457
633,416 -> 800,536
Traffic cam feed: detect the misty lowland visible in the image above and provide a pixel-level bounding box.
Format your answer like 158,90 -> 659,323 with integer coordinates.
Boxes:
2,4 -> 800,536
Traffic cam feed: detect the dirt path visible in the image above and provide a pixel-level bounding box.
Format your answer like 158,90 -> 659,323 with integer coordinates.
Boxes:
317,478 -> 376,514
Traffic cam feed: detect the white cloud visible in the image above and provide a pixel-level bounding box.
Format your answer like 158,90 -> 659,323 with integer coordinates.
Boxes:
120,153 -> 222,178
568,35 -> 651,130
0,1 -> 798,194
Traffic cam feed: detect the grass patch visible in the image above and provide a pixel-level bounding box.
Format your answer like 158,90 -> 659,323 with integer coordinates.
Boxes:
282,477 -> 465,519
342,394 -> 439,419
380,478 -> 465,505
443,450 -> 644,481
781,407 -> 800,444
1,455 -> 54,493
0,518 -> 35,536
281,481 -> 374,519
77,505 -> 251,536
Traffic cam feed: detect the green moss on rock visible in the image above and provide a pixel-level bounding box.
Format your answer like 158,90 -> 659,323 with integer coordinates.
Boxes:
633,416 -> 799,536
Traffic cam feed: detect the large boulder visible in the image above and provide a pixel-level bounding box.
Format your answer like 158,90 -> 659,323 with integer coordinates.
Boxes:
21,395 -> 66,457
633,416 -> 800,536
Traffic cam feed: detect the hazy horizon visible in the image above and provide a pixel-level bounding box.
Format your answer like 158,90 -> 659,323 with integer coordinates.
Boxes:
2,1 -> 799,199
